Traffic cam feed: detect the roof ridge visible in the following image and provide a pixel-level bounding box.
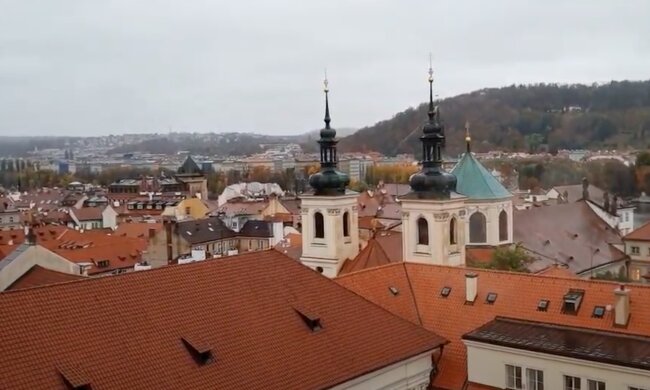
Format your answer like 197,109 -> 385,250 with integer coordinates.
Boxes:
402,263 -> 424,326
492,315 -> 650,341
0,249 -> 293,295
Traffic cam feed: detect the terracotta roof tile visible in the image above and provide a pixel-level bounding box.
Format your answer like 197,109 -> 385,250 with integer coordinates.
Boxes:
6,265 -> 85,291
71,207 -> 103,221
0,251 -> 446,389
274,233 -> 302,260
337,263 -> 650,389
624,219 -> 650,241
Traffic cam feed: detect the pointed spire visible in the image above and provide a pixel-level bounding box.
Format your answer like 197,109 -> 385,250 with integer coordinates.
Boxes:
465,121 -> 472,153
323,70 -> 331,129
428,54 -> 435,122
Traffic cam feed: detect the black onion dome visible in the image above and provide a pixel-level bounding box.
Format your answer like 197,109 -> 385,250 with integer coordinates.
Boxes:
407,65 -> 457,199
309,169 -> 350,196
308,78 -> 350,196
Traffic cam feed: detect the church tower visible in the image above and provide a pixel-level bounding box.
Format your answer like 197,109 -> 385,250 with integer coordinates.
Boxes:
399,63 -> 467,266
299,78 -> 360,278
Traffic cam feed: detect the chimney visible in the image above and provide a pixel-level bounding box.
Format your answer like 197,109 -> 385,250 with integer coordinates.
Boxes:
614,285 -> 630,326
465,273 -> 478,303
581,177 -> 589,200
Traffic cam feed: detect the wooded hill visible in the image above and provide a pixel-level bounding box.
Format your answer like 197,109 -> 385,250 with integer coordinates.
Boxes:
339,80 -> 650,156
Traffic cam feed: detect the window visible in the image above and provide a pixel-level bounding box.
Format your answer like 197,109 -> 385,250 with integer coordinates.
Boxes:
417,217 -> 429,245
499,210 -> 508,241
562,289 -> 584,314
486,292 -> 498,304
440,287 -> 451,297
343,211 -> 350,237
564,375 -> 581,390
185,206 -> 191,215
449,217 -> 457,245
631,246 -> 640,254
631,268 -> 641,281
505,365 -> 522,390
587,380 -> 605,390
314,212 -> 324,239
526,368 -> 544,390
469,212 -> 487,243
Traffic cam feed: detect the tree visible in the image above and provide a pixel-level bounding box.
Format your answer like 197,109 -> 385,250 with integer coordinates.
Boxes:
483,245 -> 532,272
637,151 -> 650,167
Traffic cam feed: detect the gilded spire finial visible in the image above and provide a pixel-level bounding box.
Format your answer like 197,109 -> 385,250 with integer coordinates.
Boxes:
465,121 -> 471,153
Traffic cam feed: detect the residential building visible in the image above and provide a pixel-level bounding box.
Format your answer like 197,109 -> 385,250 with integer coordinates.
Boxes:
0,201 -> 21,230
623,221 -> 650,282
337,263 -> 650,390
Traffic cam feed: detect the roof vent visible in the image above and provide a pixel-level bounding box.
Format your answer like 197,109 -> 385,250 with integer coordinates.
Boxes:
389,286 -> 399,296
293,306 -> 322,332
57,363 -> 91,390
562,289 -> 584,315
440,286 -> 451,297
181,336 -> 213,365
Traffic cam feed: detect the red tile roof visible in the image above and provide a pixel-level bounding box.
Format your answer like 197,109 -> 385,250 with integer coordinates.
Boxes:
274,233 -> 302,261
336,263 -> 650,389
71,207 -> 103,221
624,220 -> 650,241
466,247 -> 494,265
5,265 -> 85,291
0,250 -> 447,389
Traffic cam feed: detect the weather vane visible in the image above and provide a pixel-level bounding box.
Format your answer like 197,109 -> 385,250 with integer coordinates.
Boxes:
428,53 -> 434,82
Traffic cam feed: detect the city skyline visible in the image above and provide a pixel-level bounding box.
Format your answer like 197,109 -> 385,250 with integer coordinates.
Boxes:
1,0 -> 649,136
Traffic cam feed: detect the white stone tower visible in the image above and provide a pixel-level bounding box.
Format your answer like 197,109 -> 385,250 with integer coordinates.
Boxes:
399,64 -> 466,266
300,78 -> 359,278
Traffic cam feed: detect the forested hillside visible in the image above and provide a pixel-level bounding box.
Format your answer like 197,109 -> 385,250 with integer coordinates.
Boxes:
340,81 -> 650,156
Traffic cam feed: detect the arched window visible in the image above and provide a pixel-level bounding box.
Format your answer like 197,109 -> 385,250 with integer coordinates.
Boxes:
314,212 -> 324,239
417,217 -> 429,245
449,217 -> 457,245
343,211 -> 350,237
499,210 -> 508,242
469,212 -> 487,243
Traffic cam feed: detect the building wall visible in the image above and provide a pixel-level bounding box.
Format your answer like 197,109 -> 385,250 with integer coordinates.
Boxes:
329,350 -> 434,390
0,211 -> 22,230
465,199 -> 513,246
401,198 -> 467,267
0,245 -> 81,291
465,340 -> 650,390
102,206 -> 118,229
625,239 -> 650,282
299,194 -> 360,278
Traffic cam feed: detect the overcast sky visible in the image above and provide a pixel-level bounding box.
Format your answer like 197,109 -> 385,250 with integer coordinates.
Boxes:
1,0 -> 649,136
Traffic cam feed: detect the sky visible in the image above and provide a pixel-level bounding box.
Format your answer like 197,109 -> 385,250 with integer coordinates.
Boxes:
1,0 -> 649,137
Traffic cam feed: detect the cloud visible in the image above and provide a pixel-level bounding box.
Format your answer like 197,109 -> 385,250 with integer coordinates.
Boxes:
0,0 -> 649,136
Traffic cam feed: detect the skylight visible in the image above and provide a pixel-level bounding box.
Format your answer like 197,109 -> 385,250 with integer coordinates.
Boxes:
440,286 -> 451,297
486,292 -> 498,304
592,306 -> 606,319
293,307 -> 322,332
537,299 -> 550,312
389,286 -> 399,296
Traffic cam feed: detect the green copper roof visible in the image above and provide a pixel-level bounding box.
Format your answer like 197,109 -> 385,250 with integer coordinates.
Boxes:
451,153 -> 511,200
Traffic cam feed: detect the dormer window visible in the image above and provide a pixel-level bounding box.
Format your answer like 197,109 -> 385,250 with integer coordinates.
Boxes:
562,289 -> 584,314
